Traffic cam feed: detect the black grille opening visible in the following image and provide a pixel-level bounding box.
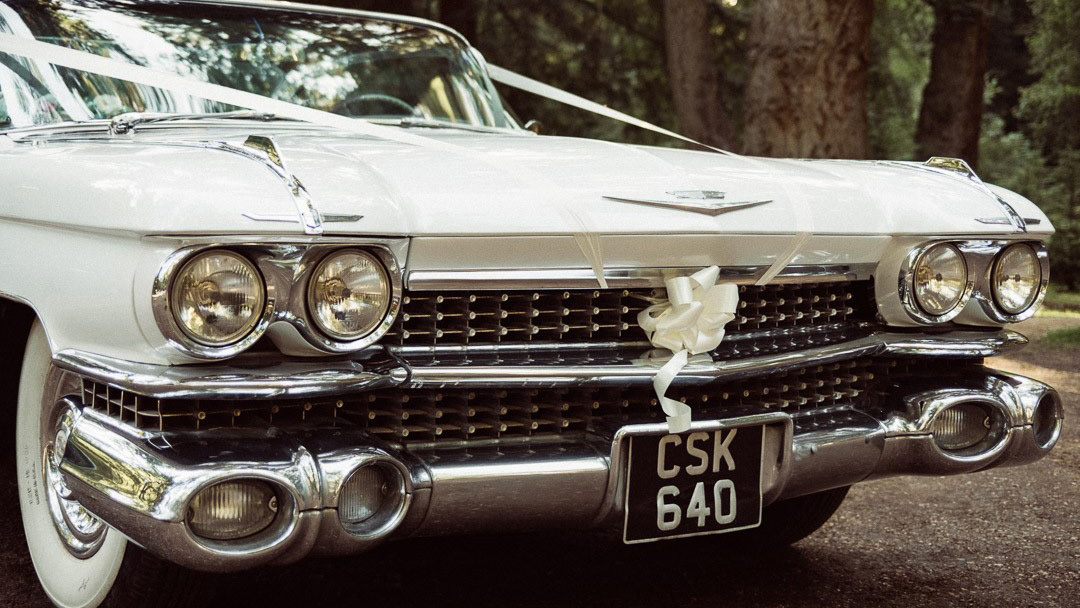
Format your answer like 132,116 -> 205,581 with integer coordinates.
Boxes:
80,355 -> 950,446
384,280 -> 877,348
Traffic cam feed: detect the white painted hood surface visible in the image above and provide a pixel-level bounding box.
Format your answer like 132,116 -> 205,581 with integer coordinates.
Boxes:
0,126 -> 1050,238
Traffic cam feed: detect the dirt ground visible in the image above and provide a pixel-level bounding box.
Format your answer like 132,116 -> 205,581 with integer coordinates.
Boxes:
1,318 -> 1077,608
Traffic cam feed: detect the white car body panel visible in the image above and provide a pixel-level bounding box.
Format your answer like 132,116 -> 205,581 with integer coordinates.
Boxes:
0,124 -> 1053,365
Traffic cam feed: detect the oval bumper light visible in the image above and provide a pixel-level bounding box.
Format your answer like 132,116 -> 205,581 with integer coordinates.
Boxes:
338,463 -> 405,533
932,402 -> 992,452
187,479 -> 279,541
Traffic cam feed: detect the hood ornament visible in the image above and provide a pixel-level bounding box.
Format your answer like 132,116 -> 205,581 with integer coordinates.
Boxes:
603,190 -> 772,216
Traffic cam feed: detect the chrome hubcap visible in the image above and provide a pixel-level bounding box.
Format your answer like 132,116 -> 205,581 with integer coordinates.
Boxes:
44,404 -> 107,558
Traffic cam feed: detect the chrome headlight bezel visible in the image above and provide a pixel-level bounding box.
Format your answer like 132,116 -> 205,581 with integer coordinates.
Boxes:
899,242 -> 975,324
302,247 -> 401,350
979,242 -> 1050,323
152,241 -> 403,360
152,248 -> 274,359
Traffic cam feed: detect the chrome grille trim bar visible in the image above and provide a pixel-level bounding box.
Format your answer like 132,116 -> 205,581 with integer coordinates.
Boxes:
54,329 -> 1025,400
404,330 -> 1027,388
406,263 -> 877,290
53,351 -> 409,400
387,321 -> 858,355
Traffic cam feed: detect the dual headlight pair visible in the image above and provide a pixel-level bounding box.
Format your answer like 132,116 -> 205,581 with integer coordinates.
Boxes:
910,242 -> 1042,320
169,249 -> 390,347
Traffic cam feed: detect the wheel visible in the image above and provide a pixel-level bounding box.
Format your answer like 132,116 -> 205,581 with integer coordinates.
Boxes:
15,321 -> 207,608
746,486 -> 850,548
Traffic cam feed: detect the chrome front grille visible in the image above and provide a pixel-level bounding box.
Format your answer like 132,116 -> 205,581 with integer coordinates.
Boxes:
79,356 -> 942,446
384,281 -> 875,348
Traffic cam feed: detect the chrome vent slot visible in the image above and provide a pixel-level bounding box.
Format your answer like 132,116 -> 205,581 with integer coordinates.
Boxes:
384,281 -> 874,349
79,356 -> 940,444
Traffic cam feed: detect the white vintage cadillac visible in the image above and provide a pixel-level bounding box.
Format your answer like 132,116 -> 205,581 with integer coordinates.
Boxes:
0,0 -> 1063,606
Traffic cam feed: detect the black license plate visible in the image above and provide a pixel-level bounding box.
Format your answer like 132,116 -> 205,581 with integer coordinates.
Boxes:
623,424 -> 764,543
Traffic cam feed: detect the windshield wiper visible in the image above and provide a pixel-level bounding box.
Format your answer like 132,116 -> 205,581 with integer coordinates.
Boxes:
395,116 -> 513,134
396,117 -> 462,129
108,111 -> 288,135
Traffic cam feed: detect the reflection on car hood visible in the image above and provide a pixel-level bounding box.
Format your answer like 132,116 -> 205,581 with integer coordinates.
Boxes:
0,126 -> 1050,237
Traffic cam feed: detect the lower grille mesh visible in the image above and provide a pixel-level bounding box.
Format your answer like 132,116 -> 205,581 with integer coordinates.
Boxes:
80,357 -> 941,446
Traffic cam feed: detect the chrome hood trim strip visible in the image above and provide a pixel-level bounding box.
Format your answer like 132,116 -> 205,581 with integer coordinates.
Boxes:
407,263 -> 877,290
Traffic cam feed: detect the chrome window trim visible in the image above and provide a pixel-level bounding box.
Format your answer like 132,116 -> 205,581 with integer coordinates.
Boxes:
173,0 -> 473,47
897,243 -> 974,324
406,263 -> 877,291
151,241 -> 404,360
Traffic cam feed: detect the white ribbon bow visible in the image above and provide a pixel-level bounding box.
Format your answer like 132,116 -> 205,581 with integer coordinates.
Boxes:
637,266 -> 739,432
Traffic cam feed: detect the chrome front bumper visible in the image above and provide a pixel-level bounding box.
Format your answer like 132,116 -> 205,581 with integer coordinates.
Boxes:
57,362 -> 1062,572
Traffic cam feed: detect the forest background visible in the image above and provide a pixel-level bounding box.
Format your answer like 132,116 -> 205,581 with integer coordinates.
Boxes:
316,0 -> 1079,294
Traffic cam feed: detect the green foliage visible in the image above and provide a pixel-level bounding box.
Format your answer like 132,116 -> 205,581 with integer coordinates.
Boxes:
1007,0 -> 1080,289
1044,285 -> 1080,311
327,0 -> 1080,286
1041,325 -> 1080,349
1021,0 -> 1080,155
867,0 -> 933,160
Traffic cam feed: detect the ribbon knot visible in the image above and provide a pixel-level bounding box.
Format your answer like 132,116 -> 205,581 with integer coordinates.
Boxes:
637,266 -> 738,432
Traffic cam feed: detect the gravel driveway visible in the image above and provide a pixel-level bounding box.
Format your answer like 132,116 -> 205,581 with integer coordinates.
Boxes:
2,318 -> 1077,607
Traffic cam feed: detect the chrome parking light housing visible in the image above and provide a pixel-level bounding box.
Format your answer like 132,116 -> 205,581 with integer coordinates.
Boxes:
337,461 -> 409,537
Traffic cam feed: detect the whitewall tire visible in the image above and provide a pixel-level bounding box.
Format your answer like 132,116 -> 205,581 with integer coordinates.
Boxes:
16,321 -> 127,608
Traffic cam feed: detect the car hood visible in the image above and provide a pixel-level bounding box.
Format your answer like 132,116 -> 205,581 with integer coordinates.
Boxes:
0,126 -> 1049,237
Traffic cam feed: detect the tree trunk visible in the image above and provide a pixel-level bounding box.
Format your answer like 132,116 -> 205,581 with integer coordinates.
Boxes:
742,0 -> 874,159
915,0 -> 991,167
662,0 -> 736,150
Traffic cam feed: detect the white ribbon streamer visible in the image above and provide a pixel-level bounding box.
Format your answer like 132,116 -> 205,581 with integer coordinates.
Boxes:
489,65 -> 731,156
0,34 -> 816,293
0,34 -> 615,285
489,64 -> 816,286
0,34 -> 463,150
637,266 -> 738,432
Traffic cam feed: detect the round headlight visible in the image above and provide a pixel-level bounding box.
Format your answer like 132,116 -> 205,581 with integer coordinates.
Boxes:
913,243 -> 968,317
308,250 -> 390,341
170,251 -> 265,346
992,244 -> 1042,314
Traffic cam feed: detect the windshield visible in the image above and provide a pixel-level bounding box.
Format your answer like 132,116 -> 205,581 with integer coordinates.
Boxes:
0,0 -> 513,130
